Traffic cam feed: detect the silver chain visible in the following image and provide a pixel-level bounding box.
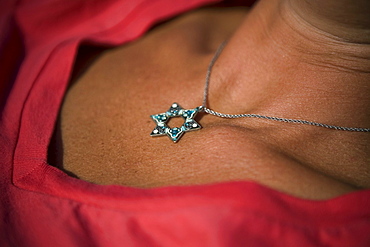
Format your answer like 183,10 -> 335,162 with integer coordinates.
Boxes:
200,42 -> 370,132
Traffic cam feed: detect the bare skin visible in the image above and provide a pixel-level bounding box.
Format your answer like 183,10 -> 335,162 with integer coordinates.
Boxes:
53,0 -> 370,200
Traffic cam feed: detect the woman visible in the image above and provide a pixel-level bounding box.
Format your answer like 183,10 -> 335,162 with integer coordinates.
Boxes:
1,0 -> 369,246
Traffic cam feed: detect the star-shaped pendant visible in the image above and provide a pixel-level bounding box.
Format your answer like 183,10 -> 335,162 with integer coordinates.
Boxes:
150,103 -> 202,143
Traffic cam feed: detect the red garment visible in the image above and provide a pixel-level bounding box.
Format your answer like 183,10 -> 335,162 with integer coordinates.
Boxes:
1,0 -> 369,246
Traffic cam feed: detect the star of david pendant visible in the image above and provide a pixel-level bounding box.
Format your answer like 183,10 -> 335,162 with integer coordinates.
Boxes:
150,103 -> 202,143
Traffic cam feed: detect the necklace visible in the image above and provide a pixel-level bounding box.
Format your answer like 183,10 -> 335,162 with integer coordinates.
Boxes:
150,42 -> 370,142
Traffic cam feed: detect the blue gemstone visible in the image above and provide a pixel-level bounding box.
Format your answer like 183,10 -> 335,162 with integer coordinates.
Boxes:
155,114 -> 167,121
183,110 -> 193,118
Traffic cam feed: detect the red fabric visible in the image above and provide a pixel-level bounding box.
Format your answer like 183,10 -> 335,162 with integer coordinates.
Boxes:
1,0 -> 369,246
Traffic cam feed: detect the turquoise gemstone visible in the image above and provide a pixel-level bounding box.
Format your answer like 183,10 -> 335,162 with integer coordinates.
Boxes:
183,110 -> 194,118
171,128 -> 180,135
156,114 -> 167,121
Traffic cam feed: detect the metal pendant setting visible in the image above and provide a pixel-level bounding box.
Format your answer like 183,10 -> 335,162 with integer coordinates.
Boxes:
150,103 -> 202,143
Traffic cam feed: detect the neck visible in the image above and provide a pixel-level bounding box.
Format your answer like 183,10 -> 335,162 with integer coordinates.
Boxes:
209,0 -> 370,129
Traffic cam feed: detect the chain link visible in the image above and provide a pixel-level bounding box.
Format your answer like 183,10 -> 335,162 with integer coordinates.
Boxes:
201,42 -> 370,133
